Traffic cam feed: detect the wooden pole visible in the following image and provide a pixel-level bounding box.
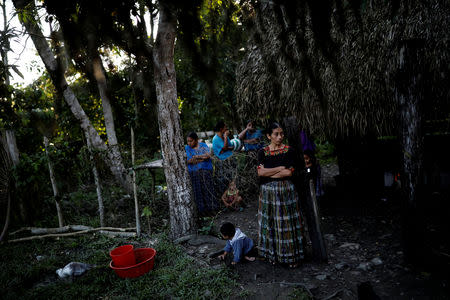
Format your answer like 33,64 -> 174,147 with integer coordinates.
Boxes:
131,127 -> 141,236
85,133 -> 105,227
43,136 -> 64,227
395,39 -> 426,264
308,176 -> 327,261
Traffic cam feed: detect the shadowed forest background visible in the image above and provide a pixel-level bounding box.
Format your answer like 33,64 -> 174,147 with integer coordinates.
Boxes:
1,0 -> 449,299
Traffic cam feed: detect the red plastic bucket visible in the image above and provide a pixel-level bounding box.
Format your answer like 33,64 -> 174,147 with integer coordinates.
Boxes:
110,248 -> 156,278
110,245 -> 136,267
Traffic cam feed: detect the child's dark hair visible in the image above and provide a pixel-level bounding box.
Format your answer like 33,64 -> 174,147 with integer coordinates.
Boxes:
263,122 -> 282,135
214,120 -> 225,132
220,222 -> 235,237
303,149 -> 315,159
187,132 -> 198,140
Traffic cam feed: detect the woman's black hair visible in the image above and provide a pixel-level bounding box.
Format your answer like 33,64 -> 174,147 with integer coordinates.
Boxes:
187,132 -> 198,140
214,120 -> 225,132
220,222 -> 235,237
263,122 -> 282,135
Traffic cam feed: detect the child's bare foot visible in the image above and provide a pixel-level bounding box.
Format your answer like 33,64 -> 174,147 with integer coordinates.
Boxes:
245,256 -> 255,262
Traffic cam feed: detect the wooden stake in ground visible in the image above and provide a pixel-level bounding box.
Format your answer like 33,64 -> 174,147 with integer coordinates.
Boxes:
396,39 -> 426,264
85,132 -> 105,227
43,136 -> 64,228
131,127 -> 141,237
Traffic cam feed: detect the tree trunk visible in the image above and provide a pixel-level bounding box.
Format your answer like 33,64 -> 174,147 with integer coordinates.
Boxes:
89,52 -> 130,198
396,39 -> 426,264
3,130 -> 20,234
153,3 -> 196,239
284,117 -> 327,262
0,130 -> 15,242
12,0 -> 132,193
1,0 -> 9,86
90,54 -> 119,145
43,136 -> 64,227
4,130 -> 19,165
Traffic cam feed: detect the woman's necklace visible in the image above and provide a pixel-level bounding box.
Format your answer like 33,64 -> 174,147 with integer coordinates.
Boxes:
269,144 -> 284,151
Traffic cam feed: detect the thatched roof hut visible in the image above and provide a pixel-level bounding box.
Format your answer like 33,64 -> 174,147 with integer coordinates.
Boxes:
236,0 -> 450,139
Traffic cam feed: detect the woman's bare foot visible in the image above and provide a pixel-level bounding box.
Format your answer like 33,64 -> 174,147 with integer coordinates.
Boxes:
245,256 -> 255,262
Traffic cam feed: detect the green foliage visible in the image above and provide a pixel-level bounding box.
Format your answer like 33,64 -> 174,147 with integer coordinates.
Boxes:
315,140 -> 337,165
11,151 -> 51,224
1,234 -> 237,300
176,0 -> 247,133
198,216 -> 216,236
141,206 -> 152,218
2,0 -> 250,232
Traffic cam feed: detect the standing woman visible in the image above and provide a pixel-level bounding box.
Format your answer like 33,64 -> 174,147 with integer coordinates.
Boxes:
185,132 -> 217,216
257,122 -> 304,267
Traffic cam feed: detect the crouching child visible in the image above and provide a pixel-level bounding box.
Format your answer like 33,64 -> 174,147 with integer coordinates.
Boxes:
218,222 -> 256,265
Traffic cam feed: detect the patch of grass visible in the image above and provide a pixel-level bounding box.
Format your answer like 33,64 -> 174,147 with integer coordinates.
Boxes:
238,289 -> 255,297
198,216 -> 217,236
288,287 -> 313,299
2,233 -> 237,300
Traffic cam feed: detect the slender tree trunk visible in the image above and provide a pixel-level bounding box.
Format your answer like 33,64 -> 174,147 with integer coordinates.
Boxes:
85,31 -> 127,192
131,127 -> 141,236
153,3 -> 196,239
5,130 -> 19,165
1,130 -> 20,237
90,53 -> 129,193
85,133 -> 105,227
1,0 -> 9,86
91,56 -> 119,146
13,0 -> 132,193
91,156 -> 104,227
396,39 -> 426,264
43,136 -> 64,227
284,117 -> 327,262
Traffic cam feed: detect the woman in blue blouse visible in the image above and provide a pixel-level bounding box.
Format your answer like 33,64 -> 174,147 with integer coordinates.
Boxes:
186,132 -> 217,216
212,120 -> 237,201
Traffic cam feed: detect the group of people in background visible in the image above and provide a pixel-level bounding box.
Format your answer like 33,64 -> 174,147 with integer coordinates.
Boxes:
184,120 -> 322,267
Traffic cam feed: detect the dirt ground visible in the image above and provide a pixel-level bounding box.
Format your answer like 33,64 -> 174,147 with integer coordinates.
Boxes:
179,164 -> 449,299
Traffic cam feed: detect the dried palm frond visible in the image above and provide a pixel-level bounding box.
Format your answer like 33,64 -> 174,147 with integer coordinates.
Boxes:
236,0 -> 450,139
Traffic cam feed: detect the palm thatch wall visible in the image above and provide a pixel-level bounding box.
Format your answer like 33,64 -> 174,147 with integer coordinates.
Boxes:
236,0 -> 450,139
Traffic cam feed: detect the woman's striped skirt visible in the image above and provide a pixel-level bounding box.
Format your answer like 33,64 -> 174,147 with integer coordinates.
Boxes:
258,180 -> 304,264
189,169 -> 217,213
